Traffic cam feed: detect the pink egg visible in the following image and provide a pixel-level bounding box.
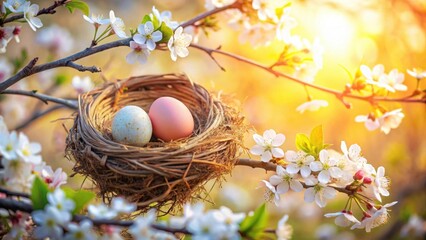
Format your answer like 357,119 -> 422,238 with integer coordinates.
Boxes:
148,97 -> 194,142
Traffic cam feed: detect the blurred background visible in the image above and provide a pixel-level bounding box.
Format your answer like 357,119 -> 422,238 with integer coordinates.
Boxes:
1,0 -> 425,239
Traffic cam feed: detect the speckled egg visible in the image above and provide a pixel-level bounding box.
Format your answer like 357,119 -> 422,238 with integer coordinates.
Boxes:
111,105 -> 152,146
148,97 -> 194,142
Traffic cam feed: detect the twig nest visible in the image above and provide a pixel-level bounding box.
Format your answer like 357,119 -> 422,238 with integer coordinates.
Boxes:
66,74 -> 246,213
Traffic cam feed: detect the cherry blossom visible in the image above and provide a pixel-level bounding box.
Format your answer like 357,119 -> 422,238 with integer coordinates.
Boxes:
133,21 -> 162,51
128,209 -> 158,239
151,6 -> 178,29
285,150 -> 314,178
250,129 -> 285,162
72,76 -> 94,94
111,197 -> 136,215
360,64 -> 386,84
296,100 -> 328,113
239,22 -> 275,47
16,132 -> 42,164
407,68 -> 426,79
276,215 -> 293,240
351,201 -> 398,232
109,10 -> 128,38
269,166 -> 303,194
276,8 -> 297,42
252,0 -> 278,21
36,25 -> 74,56
64,220 -> 97,240
168,27 -> 192,61
41,166 -> 67,188
373,166 -> 390,202
24,3 -> 43,31
324,211 -> 360,227
355,114 -> 380,131
310,150 -> 343,184
205,0 -> 236,10
126,41 -> 150,64
378,108 -> 404,134
0,131 -> 19,159
47,188 -> 75,217
400,214 -> 426,237
3,0 -> 29,13
380,69 -> 407,92
32,206 -> 70,239
88,203 -> 118,219
304,176 -> 337,208
261,180 -> 281,206
83,14 -> 110,28
0,27 -> 14,53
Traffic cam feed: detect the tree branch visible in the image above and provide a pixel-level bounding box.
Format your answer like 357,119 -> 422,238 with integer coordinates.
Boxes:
66,61 -> 101,73
0,38 -> 131,92
14,105 -> 65,131
180,1 -> 240,28
0,187 -> 30,198
0,0 -> 69,26
0,89 -> 78,109
190,44 -> 426,105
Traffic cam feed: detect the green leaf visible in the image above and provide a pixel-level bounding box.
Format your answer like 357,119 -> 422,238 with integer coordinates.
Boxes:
310,125 -> 323,150
31,177 -> 50,210
54,74 -> 67,86
62,187 -> 95,214
158,22 -> 173,43
141,14 -> 152,24
295,133 -> 311,153
240,204 -> 268,238
65,0 -> 90,16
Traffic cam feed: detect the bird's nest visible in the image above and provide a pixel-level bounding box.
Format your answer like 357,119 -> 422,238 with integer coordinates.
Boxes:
65,74 -> 246,213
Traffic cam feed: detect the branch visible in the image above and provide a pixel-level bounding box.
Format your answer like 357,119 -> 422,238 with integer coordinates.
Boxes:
235,158 -> 352,195
14,105 -> 65,131
180,1 -> 240,28
0,197 -> 190,235
0,38 -> 131,92
0,0 -> 69,26
66,62 -> 101,73
191,44 -> 426,105
0,187 -> 30,198
0,89 -> 78,109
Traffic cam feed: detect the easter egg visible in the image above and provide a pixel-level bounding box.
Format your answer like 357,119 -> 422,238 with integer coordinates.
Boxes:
148,97 -> 194,142
111,105 -> 152,146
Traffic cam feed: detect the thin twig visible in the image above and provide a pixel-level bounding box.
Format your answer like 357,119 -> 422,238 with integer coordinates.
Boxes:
66,62 -> 101,73
190,44 -> 426,105
14,105 -> 65,131
1,89 -> 78,109
0,0 -> 69,26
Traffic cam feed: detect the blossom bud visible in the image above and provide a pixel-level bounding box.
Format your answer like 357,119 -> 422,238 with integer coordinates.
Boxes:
366,203 -> 373,210
363,177 -> 372,184
13,26 -> 21,36
353,170 -> 364,180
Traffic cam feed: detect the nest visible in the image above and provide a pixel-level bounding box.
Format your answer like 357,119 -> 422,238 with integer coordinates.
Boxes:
65,74 -> 245,213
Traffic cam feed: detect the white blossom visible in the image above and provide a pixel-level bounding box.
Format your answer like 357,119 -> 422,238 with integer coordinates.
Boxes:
24,3 -> 43,31
72,76 -> 94,94
205,0 -> 236,10
83,13 -> 110,27
261,180 -> 281,206
168,27 -> 192,61
88,203 -> 117,219
250,129 -> 285,162
373,166 -> 390,202
214,206 -> 246,232
324,211 -> 360,227
32,206 -> 70,239
111,197 -> 136,215
16,132 -> 42,165
64,220 -> 97,240
285,150 -> 314,178
276,8 -> 297,42
0,115 -> 8,134
379,69 -> 407,92
109,10 -> 127,38
310,149 -> 343,184
355,114 -> 380,131
351,201 -> 397,232
0,131 -> 19,159
276,215 -> 293,240
378,109 -> 404,134
187,211 -> 229,240
407,68 -> 426,79
269,166 -> 303,194
47,188 -> 75,216
304,176 -> 337,208
0,27 -> 14,52
3,0 -> 28,13
36,25 -> 74,56
252,0 -> 278,21
133,21 -> 162,50
296,99 -> 328,113
126,41 -> 150,64
361,64 -> 386,84
239,22 -> 275,47
151,6 -> 179,29
129,209 -> 157,239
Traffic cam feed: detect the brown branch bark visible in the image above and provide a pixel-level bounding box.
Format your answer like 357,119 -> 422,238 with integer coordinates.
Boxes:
0,89 -> 78,109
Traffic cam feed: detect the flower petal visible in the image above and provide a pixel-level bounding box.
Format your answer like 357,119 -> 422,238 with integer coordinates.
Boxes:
272,134 -> 285,147
272,147 -> 284,158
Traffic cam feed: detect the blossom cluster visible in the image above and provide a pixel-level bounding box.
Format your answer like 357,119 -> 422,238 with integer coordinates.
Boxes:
1,0 -> 42,53
251,129 -> 397,232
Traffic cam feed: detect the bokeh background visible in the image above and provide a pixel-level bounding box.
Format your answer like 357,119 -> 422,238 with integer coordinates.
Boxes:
1,0 -> 425,239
